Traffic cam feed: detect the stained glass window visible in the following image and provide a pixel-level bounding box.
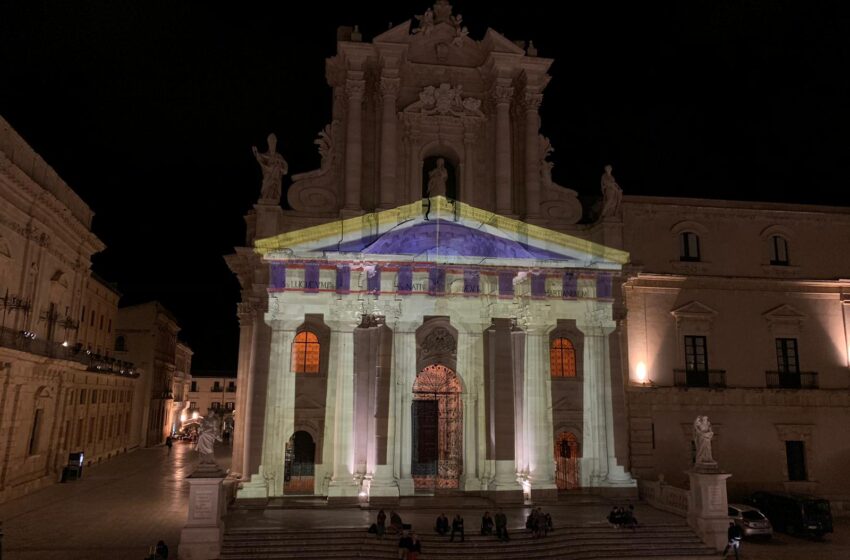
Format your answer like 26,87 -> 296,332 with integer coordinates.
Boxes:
292,331 -> 320,373
550,337 -> 576,377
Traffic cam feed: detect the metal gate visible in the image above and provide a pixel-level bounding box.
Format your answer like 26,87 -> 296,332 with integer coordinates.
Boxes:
554,431 -> 580,490
284,430 -> 315,494
412,364 -> 462,492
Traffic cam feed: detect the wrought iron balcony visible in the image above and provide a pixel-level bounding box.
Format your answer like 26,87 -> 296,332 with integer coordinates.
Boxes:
766,371 -> 818,389
0,326 -> 138,377
673,368 -> 727,388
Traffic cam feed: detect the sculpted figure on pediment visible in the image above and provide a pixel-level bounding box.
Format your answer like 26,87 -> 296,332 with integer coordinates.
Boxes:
537,135 -> 582,224
253,133 -> 288,205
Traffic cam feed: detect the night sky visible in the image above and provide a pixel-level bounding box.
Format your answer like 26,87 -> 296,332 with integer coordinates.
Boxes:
2,1 -> 848,371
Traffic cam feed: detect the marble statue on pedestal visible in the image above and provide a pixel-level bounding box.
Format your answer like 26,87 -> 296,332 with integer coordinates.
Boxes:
427,158 -> 448,197
693,415 -> 716,469
196,411 -> 222,466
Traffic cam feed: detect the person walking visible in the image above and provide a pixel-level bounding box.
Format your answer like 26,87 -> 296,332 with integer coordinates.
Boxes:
165,435 -> 173,453
721,521 -> 743,559
450,513 -> 465,542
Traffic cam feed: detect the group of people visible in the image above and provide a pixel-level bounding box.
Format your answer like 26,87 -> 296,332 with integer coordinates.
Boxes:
525,508 -> 553,538
607,505 -> 638,529
434,512 -> 466,542
372,510 -> 421,559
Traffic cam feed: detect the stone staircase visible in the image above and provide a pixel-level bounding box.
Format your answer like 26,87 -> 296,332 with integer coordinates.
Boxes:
220,523 -> 717,559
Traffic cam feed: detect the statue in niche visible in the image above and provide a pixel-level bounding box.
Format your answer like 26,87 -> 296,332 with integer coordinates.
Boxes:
196,411 -> 222,466
427,158 -> 449,197
600,164 -> 623,219
692,415 -> 716,469
252,133 -> 288,204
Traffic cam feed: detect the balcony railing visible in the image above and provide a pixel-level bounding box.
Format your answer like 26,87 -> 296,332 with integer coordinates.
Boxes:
766,371 -> 818,389
211,387 -> 223,393
0,326 -> 138,377
673,369 -> 727,388
226,386 -> 236,393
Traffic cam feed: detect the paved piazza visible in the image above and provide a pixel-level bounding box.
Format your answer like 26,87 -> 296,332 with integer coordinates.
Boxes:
0,440 -> 847,559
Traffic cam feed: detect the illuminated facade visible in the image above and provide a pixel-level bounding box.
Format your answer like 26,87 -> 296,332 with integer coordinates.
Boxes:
227,1 -> 850,509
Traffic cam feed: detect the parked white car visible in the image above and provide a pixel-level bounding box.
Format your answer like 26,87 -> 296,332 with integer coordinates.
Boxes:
728,504 -> 773,538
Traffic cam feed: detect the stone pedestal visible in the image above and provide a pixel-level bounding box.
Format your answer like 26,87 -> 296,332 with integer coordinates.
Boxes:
178,467 -> 227,560
687,469 -> 732,551
488,460 -> 523,503
368,466 -> 400,503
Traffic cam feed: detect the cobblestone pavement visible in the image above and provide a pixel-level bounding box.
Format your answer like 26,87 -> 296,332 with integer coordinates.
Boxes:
0,440 -> 230,560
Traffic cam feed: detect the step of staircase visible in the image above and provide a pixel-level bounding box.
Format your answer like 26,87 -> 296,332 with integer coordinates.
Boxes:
220,523 -> 717,560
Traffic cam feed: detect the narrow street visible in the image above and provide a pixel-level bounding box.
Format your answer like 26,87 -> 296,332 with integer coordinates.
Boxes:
0,441 -> 230,560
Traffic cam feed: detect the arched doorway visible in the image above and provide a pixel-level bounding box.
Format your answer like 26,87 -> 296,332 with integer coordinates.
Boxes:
284,430 -> 315,494
412,364 -> 463,492
555,431 -> 580,490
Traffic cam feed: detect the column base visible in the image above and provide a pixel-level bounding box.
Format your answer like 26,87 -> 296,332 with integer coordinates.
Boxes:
327,477 -> 361,505
368,467 -> 400,503
398,476 -> 416,496
236,473 -> 269,499
529,483 -> 559,503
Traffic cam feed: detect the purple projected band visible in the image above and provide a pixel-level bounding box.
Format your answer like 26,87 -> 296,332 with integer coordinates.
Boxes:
531,272 -> 546,298
463,269 -> 480,295
428,267 -> 445,294
498,271 -> 514,297
270,264 -> 286,289
596,273 -> 613,299
563,272 -> 577,299
304,263 -> 320,293
397,266 -> 413,293
336,264 -> 350,293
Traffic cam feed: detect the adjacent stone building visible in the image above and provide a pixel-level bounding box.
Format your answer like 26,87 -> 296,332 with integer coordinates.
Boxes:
227,1 -> 850,512
113,301 -> 188,448
0,115 -> 139,504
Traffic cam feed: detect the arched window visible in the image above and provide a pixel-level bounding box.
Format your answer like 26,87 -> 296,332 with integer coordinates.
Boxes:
115,336 -> 126,352
680,232 -> 701,261
770,235 -> 790,265
550,337 -> 576,377
291,331 -> 320,373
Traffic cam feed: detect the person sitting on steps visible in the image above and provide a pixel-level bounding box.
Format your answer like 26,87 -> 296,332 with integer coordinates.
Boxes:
435,512 -> 449,536
481,511 -> 494,535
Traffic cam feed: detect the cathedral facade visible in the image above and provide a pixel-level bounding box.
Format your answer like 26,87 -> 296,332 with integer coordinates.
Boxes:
227,2 -> 850,510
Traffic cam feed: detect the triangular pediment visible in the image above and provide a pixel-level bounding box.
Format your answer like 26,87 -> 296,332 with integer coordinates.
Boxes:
255,197 -> 627,269
670,301 -> 718,318
762,304 -> 806,321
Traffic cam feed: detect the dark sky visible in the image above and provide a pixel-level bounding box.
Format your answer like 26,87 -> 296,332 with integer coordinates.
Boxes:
2,1 -> 849,370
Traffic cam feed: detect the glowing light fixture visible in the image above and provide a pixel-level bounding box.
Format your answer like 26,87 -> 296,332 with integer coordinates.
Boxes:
61,340 -> 69,347
636,361 -> 648,384
192,411 -> 199,420
180,413 -> 187,423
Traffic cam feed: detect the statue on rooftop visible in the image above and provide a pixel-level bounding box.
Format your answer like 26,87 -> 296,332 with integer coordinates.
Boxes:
252,133 -> 288,204
600,164 -> 623,219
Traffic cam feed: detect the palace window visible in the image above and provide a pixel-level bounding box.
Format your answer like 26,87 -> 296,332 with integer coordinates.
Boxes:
786,440 -> 807,481
291,331 -> 320,373
770,235 -> 790,265
680,232 -> 701,262
550,338 -> 577,377
114,336 -> 126,352
776,338 -> 799,374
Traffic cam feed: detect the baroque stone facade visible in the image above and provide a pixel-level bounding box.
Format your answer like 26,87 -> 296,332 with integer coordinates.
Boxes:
0,114 -> 139,504
228,2 -> 850,510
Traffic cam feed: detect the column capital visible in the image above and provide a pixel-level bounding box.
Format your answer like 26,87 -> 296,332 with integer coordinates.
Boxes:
523,91 -> 543,111
490,85 -> 514,104
345,78 -> 366,99
379,76 -> 401,98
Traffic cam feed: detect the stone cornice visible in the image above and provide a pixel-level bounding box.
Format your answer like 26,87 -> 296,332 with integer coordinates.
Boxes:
625,272 -> 850,293
624,196 -> 850,222
628,386 -> 850,408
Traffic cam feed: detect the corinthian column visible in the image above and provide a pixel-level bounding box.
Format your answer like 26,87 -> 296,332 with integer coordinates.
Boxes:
344,75 -> 365,213
393,327 -> 416,496
328,324 -> 359,501
524,92 -> 543,219
578,313 -> 635,489
379,76 -> 400,208
525,321 -> 557,500
492,83 -> 514,215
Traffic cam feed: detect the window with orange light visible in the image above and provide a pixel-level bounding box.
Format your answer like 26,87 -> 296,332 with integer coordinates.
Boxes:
292,331 -> 320,373
550,337 -> 576,377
